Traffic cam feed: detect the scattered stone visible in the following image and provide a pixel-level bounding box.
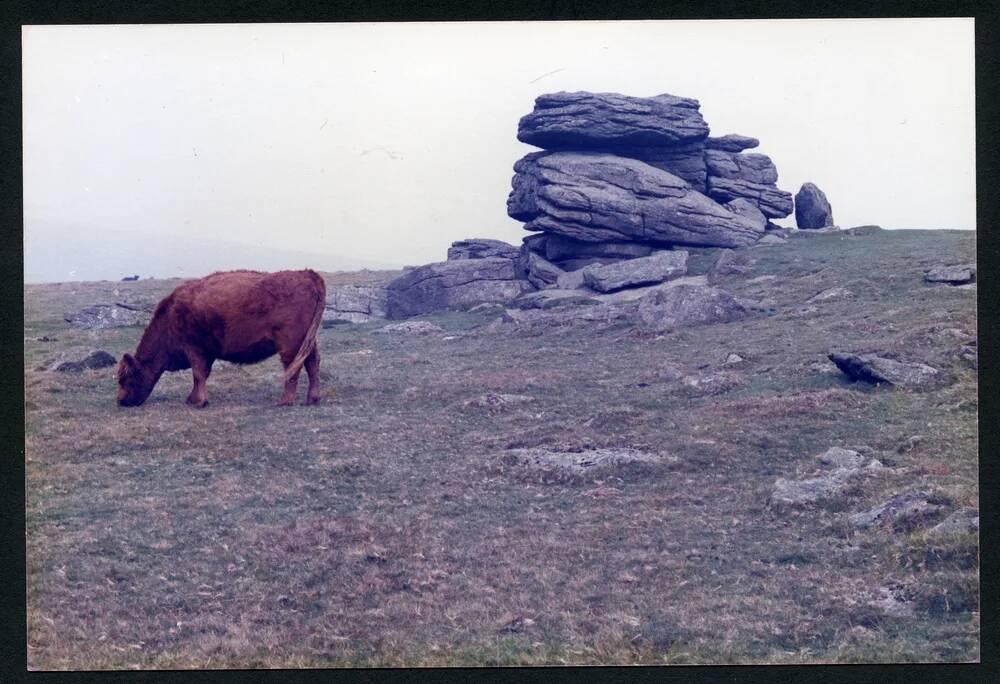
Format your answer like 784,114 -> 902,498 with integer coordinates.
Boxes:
447,238 -> 520,261
53,350 -> 117,373
794,182 -> 835,229
464,393 -> 535,411
808,286 -> 853,303
385,258 -> 534,319
636,284 -> 747,332
581,251 -> 688,293
372,321 -> 444,335
120,274 -> 139,281
926,508 -> 979,538
850,490 -> 946,531
924,263 -> 976,285
509,289 -> 600,310
817,447 -> 866,470
724,352 -> 745,365
507,151 -> 766,248
769,469 -> 855,508
504,447 -> 662,475
828,352 -> 940,389
324,284 -> 388,323
64,303 -> 149,329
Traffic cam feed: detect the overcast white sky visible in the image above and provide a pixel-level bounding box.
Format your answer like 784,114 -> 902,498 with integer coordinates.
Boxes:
23,19 -> 975,283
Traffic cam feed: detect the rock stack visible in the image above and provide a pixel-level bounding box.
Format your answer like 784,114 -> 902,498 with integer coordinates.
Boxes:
507,91 -> 794,278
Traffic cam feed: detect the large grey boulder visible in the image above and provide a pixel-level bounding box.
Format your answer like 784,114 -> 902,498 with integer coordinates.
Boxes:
705,151 -> 794,219
64,303 -> 149,329
705,134 -> 760,152
828,352 -> 940,389
386,257 -> 534,319
924,263 -> 976,285
507,151 -> 766,248
794,183 -> 835,229
582,250 -> 688,293
636,283 -> 747,332
324,284 -> 388,323
447,238 -> 520,261
517,91 -> 709,150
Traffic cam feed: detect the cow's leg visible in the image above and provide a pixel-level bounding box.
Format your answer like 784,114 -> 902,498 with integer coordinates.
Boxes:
304,346 -> 321,405
277,349 -> 300,406
186,354 -> 213,408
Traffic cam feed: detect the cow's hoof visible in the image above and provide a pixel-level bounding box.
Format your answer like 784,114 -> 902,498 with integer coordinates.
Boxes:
276,398 -> 295,407
304,395 -> 322,405
190,399 -> 209,409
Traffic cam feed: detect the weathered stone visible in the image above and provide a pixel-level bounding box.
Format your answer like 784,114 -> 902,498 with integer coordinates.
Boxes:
324,284 -> 388,323
924,263 -> 976,285
447,238 -> 520,261
926,508 -> 979,538
504,447 -> 661,475
64,303 -> 149,329
725,198 -> 767,232
808,286 -> 853,303
705,134 -> 760,153
464,393 -> 535,411
386,258 -> 534,319
523,250 -> 565,289
555,269 -> 587,290
582,251 -> 688,293
828,352 -> 940,389
543,235 -> 654,262
517,91 -> 709,150
849,491 -> 945,530
594,275 -> 710,304
769,469 -> 854,508
704,150 -> 793,219
817,447 -> 866,470
705,150 -> 778,185
373,321 -> 444,335
508,151 -> 765,248
636,284 -> 747,332
509,289 -> 600,310
53,349 -> 117,373
795,183 -> 835,229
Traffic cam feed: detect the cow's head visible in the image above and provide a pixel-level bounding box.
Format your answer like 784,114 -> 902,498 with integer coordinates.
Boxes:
116,353 -> 156,406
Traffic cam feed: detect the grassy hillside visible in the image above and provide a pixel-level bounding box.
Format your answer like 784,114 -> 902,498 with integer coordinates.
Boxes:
24,228 -> 978,667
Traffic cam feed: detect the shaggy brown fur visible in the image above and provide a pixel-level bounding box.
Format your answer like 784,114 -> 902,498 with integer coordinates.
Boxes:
117,269 -> 326,407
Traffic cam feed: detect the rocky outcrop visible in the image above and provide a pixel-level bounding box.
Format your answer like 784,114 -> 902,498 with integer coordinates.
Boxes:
705,151 -> 794,219
582,251 -> 688,293
386,257 -> 534,319
795,183 -> 835,229
924,263 -> 976,285
508,152 -> 766,248
519,250 -> 564,289
324,284 -> 388,323
705,134 -> 759,153
828,352 -> 941,389
447,238 -> 520,261
542,234 -> 654,264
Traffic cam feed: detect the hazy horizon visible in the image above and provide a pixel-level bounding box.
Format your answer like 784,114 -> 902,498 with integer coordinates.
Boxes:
23,19 -> 975,284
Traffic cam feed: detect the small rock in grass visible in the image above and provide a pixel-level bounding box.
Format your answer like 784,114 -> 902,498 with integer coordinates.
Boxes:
828,352 -> 940,389
373,321 -> 444,335
53,350 -> 117,373
924,263 -> 976,286
849,490 -> 946,531
925,508 -> 979,538
808,286 -> 853,303
724,353 -> 745,365
817,447 -> 866,470
769,469 -> 855,508
464,393 -> 535,411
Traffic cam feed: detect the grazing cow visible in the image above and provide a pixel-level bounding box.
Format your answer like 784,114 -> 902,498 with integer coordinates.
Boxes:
116,269 -> 326,408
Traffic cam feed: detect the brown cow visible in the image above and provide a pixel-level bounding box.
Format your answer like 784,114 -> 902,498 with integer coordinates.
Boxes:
116,269 -> 326,408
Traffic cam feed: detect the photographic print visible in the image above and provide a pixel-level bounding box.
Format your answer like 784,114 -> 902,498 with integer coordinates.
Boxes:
22,19 -> 977,668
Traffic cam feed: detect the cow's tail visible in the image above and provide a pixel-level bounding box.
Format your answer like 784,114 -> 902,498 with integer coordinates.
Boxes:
284,275 -> 326,383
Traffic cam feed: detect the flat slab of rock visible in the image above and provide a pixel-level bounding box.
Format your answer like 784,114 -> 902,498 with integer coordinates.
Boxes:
509,289 -> 600,310
52,350 -> 117,373
448,238 -> 520,261
725,198 -> 767,231
386,257 -> 534,319
373,321 -> 444,335
64,303 -> 149,329
849,491 -> 945,530
517,91 -> 709,149
508,151 -> 765,248
705,134 -> 760,152
828,352 -> 940,389
505,447 -> 661,475
582,251 -> 688,293
795,182 -> 835,229
924,263 -> 976,285
636,283 -> 747,332
324,284 -> 388,323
